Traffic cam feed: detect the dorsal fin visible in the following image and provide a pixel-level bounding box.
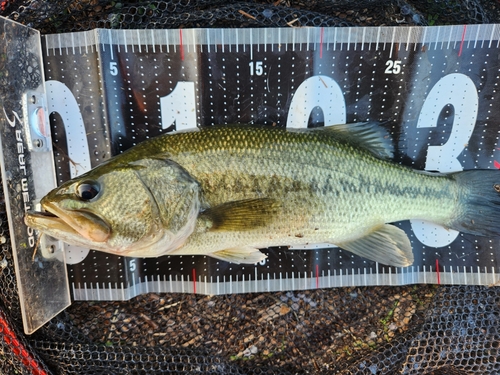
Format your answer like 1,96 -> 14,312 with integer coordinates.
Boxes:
314,122 -> 394,160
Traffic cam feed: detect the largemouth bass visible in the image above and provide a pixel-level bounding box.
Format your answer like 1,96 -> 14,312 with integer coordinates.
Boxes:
25,123 -> 500,266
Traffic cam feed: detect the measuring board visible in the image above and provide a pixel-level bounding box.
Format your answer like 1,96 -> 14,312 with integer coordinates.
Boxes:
5,22 -> 500,332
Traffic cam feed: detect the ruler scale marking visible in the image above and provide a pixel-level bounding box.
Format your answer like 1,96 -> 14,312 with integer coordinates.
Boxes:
434,27 -> 440,50
37,26 -> 500,300
389,27 -> 395,58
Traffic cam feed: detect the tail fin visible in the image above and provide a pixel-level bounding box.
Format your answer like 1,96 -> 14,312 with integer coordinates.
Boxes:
449,170 -> 500,237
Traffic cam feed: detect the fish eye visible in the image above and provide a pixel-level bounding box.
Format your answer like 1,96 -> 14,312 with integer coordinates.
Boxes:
76,181 -> 100,201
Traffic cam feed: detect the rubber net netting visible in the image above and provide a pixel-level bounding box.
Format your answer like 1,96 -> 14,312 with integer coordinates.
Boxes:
0,1 -> 500,374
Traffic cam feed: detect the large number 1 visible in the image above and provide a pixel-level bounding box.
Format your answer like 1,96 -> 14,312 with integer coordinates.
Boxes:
160,82 -> 197,131
410,73 -> 478,247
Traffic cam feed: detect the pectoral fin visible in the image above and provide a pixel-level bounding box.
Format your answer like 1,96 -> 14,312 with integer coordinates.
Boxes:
210,246 -> 267,264
337,224 -> 413,267
201,198 -> 280,231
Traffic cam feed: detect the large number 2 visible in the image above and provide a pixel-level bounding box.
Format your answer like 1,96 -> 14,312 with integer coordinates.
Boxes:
410,73 -> 478,247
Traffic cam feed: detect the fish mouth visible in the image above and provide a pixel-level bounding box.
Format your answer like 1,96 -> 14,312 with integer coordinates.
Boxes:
25,201 -> 111,243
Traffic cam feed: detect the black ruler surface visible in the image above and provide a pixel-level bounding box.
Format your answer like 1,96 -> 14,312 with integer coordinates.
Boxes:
39,25 -> 500,300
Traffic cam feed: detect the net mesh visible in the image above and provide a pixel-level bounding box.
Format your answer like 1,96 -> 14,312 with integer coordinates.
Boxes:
1,1 -> 500,374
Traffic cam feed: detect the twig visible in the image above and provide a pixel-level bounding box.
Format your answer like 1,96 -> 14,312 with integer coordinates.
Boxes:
239,9 -> 256,20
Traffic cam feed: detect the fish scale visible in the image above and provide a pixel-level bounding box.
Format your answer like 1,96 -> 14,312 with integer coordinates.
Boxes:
26,124 -> 474,268
154,126 -> 458,251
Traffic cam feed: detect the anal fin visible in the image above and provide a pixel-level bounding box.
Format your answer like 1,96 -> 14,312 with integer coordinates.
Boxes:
337,224 -> 414,267
209,246 -> 267,264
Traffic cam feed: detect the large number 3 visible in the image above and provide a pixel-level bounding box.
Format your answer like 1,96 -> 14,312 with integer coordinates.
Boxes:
410,73 -> 478,247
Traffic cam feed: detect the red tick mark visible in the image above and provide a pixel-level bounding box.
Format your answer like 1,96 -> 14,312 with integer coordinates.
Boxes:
458,25 -> 467,57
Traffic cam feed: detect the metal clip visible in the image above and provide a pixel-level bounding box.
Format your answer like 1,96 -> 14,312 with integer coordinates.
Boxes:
25,92 -> 52,152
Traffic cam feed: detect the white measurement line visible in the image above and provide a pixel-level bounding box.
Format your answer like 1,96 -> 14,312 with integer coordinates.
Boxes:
333,28 -> 337,51
306,27 -> 310,52
123,31 -> 128,53
488,25 -> 496,48
446,26 -> 452,50
434,27 -> 440,50
164,30 -> 169,53
389,27 -> 395,58
279,28 -> 283,51
45,35 -> 51,56
250,32 -> 253,60
375,28 -> 380,50
406,27 -> 411,51
421,27 -> 427,52
131,274 -> 136,296
361,27 -> 366,51
264,29 -> 267,52
71,32 -> 75,55
221,29 -> 225,53
474,25 -> 480,49
347,28 -> 351,51
206,29 -> 211,53
107,29 -> 114,60
58,33 -> 62,56
136,29 -> 141,53
151,30 -> 156,53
